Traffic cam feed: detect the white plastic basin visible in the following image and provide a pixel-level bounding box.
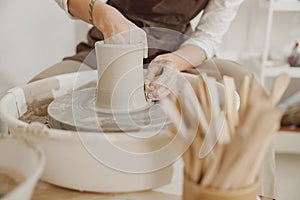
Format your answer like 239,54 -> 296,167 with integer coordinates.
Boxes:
0,71 -> 174,193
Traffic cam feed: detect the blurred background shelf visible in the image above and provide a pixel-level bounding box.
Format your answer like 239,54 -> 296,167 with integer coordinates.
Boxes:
273,0 -> 300,11
260,0 -> 300,12
263,66 -> 300,78
274,127 -> 300,200
261,0 -> 300,84
275,129 -> 300,154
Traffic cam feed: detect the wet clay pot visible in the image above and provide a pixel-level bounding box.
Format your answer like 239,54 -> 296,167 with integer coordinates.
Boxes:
95,42 -> 149,112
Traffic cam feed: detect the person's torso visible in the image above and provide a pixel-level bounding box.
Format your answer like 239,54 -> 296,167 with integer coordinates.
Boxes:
65,0 -> 210,68
107,0 -> 209,28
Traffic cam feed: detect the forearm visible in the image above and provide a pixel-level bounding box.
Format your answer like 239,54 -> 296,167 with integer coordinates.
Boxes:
160,45 -> 207,71
68,0 -> 112,32
68,0 -> 132,39
174,45 -> 207,70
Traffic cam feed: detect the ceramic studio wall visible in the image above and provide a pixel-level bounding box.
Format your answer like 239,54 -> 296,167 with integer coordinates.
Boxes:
0,0 -> 90,97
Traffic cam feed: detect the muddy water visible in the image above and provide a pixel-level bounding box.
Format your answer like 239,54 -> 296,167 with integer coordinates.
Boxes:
20,99 -> 52,128
19,82 -> 97,128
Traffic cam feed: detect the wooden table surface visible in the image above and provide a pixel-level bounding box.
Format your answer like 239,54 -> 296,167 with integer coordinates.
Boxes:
32,159 -> 184,199
32,181 -> 181,200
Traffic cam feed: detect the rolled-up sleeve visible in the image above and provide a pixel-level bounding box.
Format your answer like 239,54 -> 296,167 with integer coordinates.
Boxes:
181,0 -> 244,58
54,0 -> 76,19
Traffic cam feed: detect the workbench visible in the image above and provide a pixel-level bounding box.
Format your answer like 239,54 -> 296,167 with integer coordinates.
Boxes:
32,160 -> 184,200
32,181 -> 180,200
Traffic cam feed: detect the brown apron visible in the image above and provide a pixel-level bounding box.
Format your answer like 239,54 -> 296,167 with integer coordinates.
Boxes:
64,0 -> 209,69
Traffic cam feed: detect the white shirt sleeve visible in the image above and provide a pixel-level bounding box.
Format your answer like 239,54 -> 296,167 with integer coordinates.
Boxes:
181,0 -> 244,58
54,0 -> 76,19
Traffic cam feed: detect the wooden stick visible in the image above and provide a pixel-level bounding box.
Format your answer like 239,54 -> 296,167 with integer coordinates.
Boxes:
239,76 -> 250,117
223,76 -> 238,138
247,76 -> 269,107
190,133 -> 204,183
241,109 -> 282,187
270,73 -> 290,106
212,78 -> 268,188
166,72 -> 288,192
214,77 -> 283,189
201,144 -> 223,187
198,73 -> 211,121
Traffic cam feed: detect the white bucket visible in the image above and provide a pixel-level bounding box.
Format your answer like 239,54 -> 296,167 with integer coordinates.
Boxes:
0,71 -> 174,193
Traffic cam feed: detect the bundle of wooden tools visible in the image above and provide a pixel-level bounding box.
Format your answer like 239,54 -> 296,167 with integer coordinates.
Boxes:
161,72 -> 290,200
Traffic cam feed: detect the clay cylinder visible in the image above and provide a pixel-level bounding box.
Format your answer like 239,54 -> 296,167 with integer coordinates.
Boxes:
182,175 -> 259,200
95,42 -> 148,112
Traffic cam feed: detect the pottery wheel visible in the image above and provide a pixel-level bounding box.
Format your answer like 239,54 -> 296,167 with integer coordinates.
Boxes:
48,88 -> 170,132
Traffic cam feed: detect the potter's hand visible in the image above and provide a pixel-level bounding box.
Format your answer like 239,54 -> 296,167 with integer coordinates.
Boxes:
144,45 -> 208,100
145,55 -> 179,100
104,23 -> 145,45
104,24 -> 148,58
97,6 -> 148,57
67,1 -> 147,57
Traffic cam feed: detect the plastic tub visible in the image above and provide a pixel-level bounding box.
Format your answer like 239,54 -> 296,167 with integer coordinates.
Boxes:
0,71 -> 174,193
